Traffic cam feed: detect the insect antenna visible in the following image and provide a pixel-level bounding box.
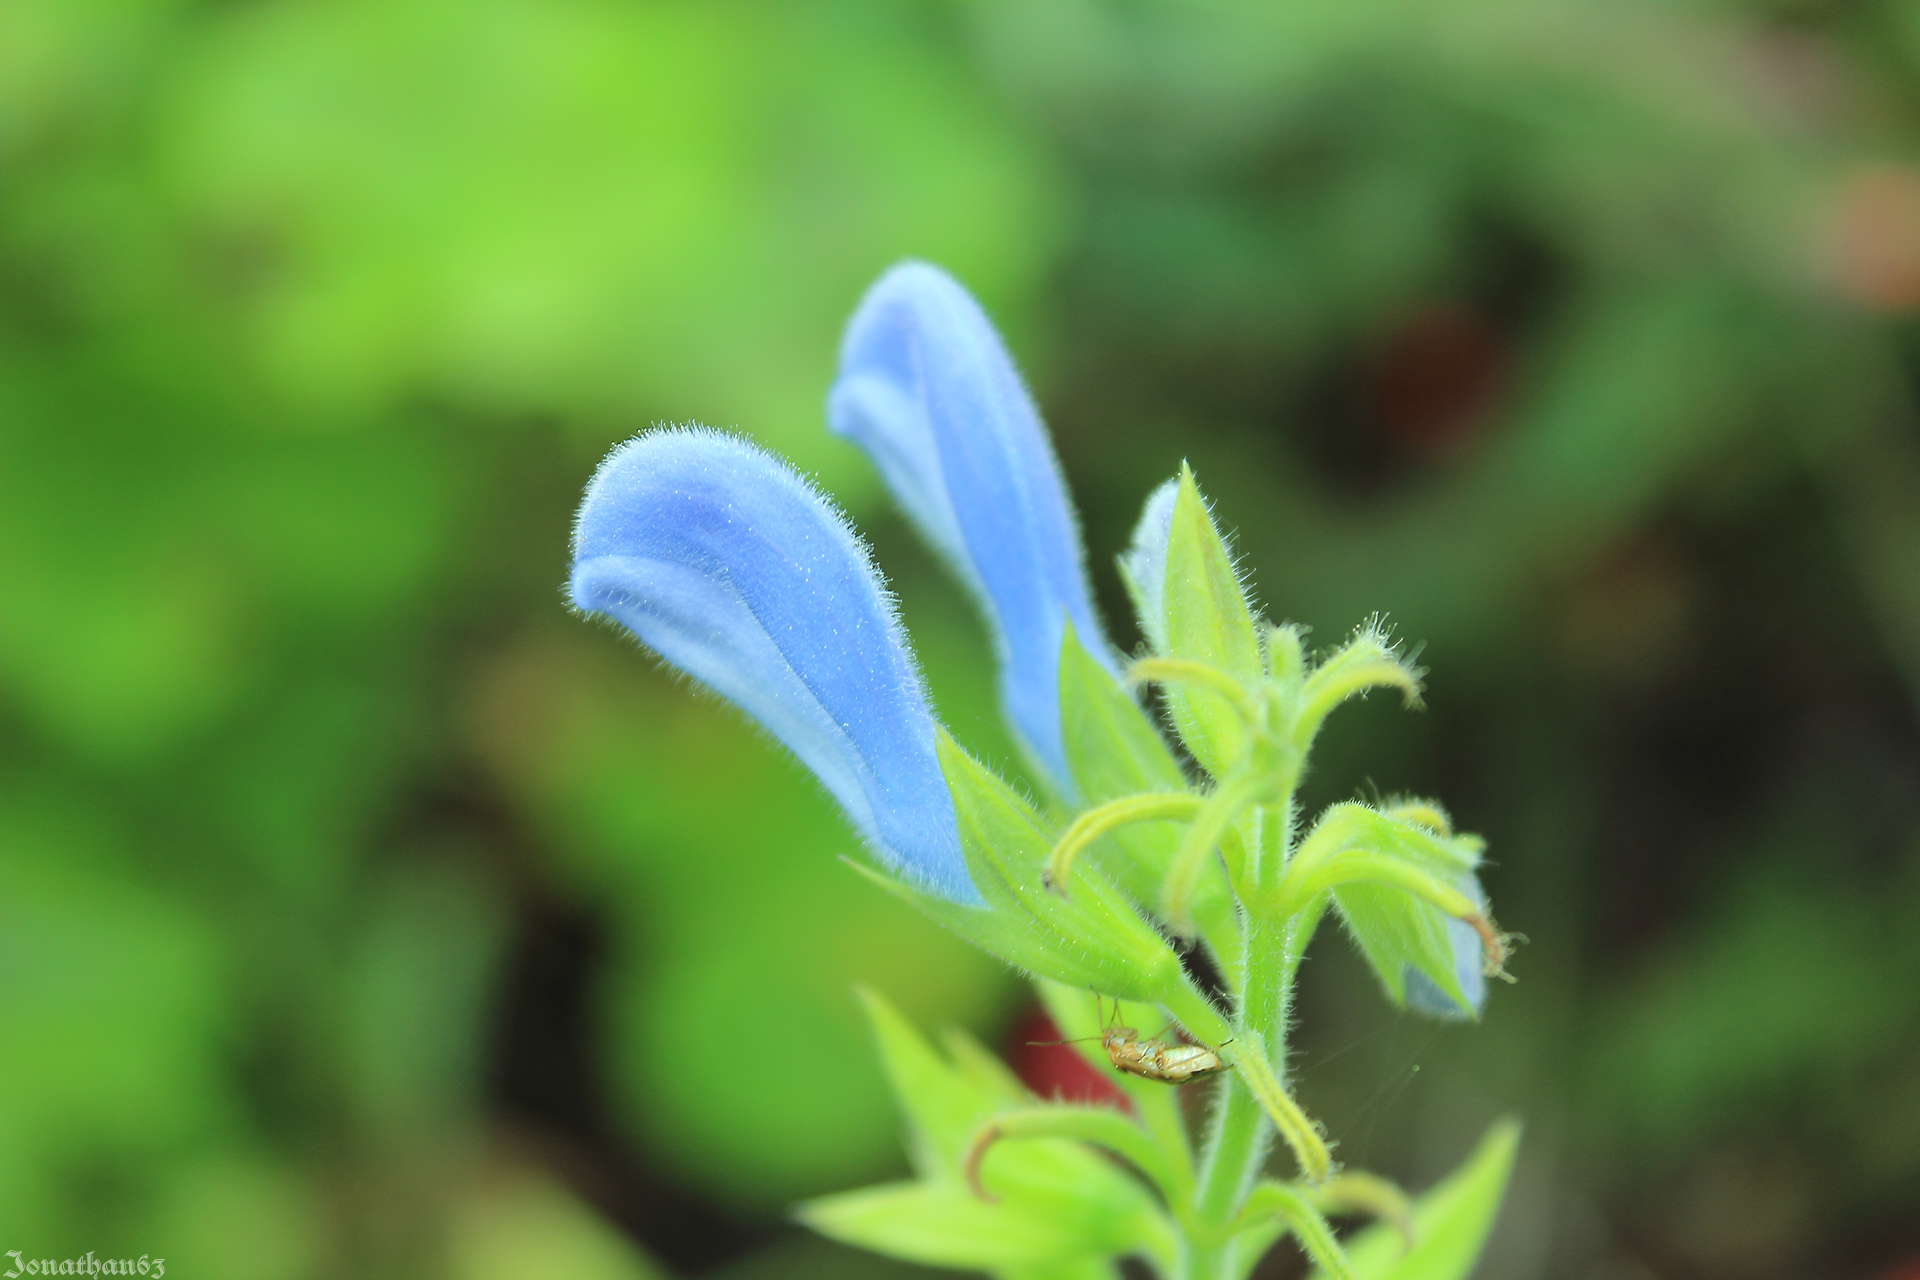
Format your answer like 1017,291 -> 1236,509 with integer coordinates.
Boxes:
1027,993 -> 1121,1045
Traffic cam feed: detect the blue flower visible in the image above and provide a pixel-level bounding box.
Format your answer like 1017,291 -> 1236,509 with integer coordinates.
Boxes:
569,428 -> 978,904
828,262 -> 1117,792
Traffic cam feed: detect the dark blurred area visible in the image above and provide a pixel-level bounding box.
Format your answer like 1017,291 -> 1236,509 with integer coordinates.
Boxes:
4,1 -> 1919,1277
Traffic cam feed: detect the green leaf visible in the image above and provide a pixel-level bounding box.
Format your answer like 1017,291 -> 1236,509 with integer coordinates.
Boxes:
798,1183 -> 1108,1269
1159,465 -> 1263,780
857,986 -> 1017,1172
1307,1119 -> 1521,1280
800,991 -> 1172,1272
965,1104 -> 1188,1208
936,732 -> 1188,1002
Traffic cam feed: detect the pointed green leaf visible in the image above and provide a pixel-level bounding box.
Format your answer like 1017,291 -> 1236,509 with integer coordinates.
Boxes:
966,1104 -> 1185,1209
1159,465 -> 1263,780
937,732 -> 1187,1002
1307,1119 -> 1521,1280
807,993 -> 1174,1272
798,1183 -> 1105,1270
941,1025 -> 1038,1103
856,986 -> 1010,1172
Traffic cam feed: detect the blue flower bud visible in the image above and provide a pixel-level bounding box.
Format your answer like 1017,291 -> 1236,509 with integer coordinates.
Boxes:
828,262 -> 1116,791
1404,876 -> 1490,1019
569,428 -> 978,904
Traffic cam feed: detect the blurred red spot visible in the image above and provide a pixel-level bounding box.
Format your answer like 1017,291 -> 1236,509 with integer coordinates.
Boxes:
1008,1008 -> 1128,1109
1371,304 -> 1507,456
1831,165 -> 1920,312
1875,1261 -> 1920,1280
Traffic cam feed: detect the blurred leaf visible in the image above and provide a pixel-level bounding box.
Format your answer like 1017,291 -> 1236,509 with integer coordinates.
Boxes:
1308,1118 -> 1520,1280
799,990 -> 1167,1272
801,1182 -> 1105,1270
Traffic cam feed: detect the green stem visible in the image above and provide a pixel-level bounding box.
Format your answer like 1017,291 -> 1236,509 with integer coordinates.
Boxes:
1183,863 -> 1295,1280
1181,768 -> 1353,1279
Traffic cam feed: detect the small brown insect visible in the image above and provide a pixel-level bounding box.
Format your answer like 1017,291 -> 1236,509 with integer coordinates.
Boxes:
1101,1024 -> 1229,1084
1036,999 -> 1231,1085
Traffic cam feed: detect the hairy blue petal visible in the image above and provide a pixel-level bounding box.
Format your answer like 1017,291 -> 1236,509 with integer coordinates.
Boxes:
1405,875 -> 1490,1019
569,428 -> 977,904
1118,478 -> 1177,654
828,261 -> 1115,789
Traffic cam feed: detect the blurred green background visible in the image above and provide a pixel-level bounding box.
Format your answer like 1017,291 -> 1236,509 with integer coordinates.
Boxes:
4,1 -> 1920,1277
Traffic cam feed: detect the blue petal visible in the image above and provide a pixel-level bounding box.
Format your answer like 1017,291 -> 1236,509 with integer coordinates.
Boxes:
828,262 -> 1116,791
1404,876 -> 1489,1019
1118,478 -> 1177,653
569,428 -> 978,904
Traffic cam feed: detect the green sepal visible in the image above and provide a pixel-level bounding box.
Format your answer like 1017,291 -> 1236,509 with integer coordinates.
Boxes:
1057,624 -> 1242,980
1305,1119 -> 1521,1280
858,730 -> 1194,1001
1332,882 -> 1468,1012
935,730 -> 1189,1002
1286,803 -> 1487,1014
796,990 -> 1169,1271
1300,803 -> 1484,884
843,859 -> 1079,987
1159,465 -> 1263,781
1295,619 -> 1423,748
1059,620 -> 1188,807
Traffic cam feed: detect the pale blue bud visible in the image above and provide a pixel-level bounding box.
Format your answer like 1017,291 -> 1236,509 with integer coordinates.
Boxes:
828,262 -> 1116,790
569,428 -> 978,904
1404,875 -> 1490,1019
